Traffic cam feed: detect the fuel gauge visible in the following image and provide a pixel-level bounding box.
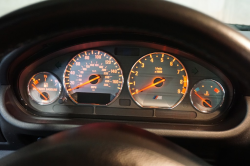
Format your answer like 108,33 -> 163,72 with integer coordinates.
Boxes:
190,79 -> 225,113
27,72 -> 61,105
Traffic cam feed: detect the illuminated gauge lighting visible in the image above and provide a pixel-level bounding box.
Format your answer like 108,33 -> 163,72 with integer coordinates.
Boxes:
64,50 -> 123,105
128,52 -> 188,109
27,72 -> 61,105
190,79 -> 225,113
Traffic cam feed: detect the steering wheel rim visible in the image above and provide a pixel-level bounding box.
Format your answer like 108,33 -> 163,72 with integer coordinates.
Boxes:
0,0 -> 250,87
0,123 -> 210,166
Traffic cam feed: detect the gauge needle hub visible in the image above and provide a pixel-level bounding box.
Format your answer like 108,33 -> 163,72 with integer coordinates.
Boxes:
32,84 -> 48,100
194,91 -> 212,108
132,78 -> 165,95
69,75 -> 100,91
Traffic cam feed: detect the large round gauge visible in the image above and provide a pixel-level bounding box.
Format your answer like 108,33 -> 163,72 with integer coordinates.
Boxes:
128,52 -> 188,108
64,50 -> 123,105
190,79 -> 225,113
27,72 -> 61,105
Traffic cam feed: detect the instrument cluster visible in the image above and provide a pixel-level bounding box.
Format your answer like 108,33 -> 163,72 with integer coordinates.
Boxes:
18,44 -> 233,122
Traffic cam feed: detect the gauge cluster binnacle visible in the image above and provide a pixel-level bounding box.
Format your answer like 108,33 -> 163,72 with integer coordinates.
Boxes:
17,43 -> 233,122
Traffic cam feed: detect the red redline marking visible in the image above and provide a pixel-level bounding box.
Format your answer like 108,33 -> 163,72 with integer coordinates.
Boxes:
214,88 -> 220,93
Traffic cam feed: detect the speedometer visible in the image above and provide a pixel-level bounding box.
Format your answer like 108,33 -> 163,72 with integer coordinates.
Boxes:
128,52 -> 188,109
63,50 -> 123,105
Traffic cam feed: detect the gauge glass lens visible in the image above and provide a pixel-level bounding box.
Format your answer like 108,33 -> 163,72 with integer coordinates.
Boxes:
27,72 -> 61,105
128,52 -> 188,108
64,50 -> 123,105
190,79 -> 225,113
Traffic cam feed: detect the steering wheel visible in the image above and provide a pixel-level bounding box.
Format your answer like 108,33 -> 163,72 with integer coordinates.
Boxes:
0,123 -> 209,165
0,0 -> 250,165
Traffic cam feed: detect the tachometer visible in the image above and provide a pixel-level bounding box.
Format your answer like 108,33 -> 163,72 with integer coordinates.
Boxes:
128,52 -> 188,108
64,50 -> 123,105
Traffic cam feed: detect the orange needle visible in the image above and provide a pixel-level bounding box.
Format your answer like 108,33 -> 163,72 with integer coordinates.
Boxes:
132,78 -> 165,95
32,84 -> 48,100
194,91 -> 212,108
69,75 -> 100,91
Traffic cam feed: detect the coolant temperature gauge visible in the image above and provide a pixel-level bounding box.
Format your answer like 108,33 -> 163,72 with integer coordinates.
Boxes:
27,72 -> 61,105
190,79 -> 225,113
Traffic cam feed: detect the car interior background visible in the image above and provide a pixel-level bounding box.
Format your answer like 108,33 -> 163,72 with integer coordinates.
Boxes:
0,0 -> 250,165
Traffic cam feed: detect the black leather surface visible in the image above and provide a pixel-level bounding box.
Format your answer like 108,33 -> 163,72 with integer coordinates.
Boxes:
0,123 -> 210,166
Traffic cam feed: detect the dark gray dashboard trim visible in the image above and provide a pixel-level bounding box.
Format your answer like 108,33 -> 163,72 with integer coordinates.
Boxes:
1,85 -> 249,140
0,86 -> 79,132
148,97 -> 250,139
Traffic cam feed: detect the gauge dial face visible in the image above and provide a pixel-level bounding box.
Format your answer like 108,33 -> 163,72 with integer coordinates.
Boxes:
64,50 -> 123,105
190,79 -> 225,113
128,52 -> 188,109
27,72 -> 61,105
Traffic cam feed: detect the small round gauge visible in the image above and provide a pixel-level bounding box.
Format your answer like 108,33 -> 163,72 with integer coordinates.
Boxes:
128,52 -> 188,109
64,50 -> 123,105
27,72 -> 61,105
190,79 -> 225,113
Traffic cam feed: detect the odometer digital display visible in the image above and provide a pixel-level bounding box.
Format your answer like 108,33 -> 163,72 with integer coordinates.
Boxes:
64,50 -> 123,105
128,52 -> 188,109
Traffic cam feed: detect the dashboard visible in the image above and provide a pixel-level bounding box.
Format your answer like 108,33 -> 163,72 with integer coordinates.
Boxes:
16,41 -> 233,123
2,1 -> 250,165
